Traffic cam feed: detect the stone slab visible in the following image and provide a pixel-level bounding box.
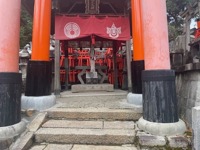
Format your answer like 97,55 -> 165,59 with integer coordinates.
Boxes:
104,121 -> 135,129
10,132 -> 34,150
35,128 -> 135,145
48,108 -> 142,121
21,95 -> 56,111
167,136 -> 189,148
57,97 -> 129,109
137,131 -> 166,147
0,119 -> 27,140
137,117 -> 186,136
61,90 -> 127,98
72,145 -> 138,150
0,139 -> 13,150
45,144 -> 73,150
192,106 -> 200,150
27,112 -> 47,132
42,120 -> 103,129
72,84 -> 114,93
127,93 -> 142,106
30,145 -> 46,150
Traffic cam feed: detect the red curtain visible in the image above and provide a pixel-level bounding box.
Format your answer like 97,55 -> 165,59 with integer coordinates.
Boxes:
55,15 -> 131,41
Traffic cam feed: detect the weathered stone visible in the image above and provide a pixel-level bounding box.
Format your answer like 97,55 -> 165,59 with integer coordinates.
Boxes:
181,81 -> 190,99
167,136 -> 189,148
195,101 -> 200,107
137,132 -> 166,147
188,81 -> 198,100
30,145 -> 46,150
104,121 -> 135,129
60,90 -> 127,98
186,98 -> 195,109
21,95 -> 56,111
42,120 -> 103,129
72,145 -> 138,150
192,106 -> 200,149
127,93 -> 142,106
45,144 -> 72,150
0,139 -> 13,150
35,128 -> 135,145
196,82 -> 200,100
176,72 -> 197,127
27,112 -> 47,132
48,108 -> 142,121
0,119 -> 27,139
10,132 -> 34,150
56,94 -> 128,109
72,84 -> 114,93
186,109 -> 192,126
137,117 -> 186,136
187,71 -> 200,81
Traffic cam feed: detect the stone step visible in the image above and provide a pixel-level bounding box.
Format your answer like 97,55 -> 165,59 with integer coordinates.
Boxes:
30,144 -> 138,150
59,91 -> 127,103
47,108 -> 142,121
59,90 -> 127,102
61,90 -> 127,97
35,128 -> 135,145
42,120 -> 135,129
71,84 -> 114,93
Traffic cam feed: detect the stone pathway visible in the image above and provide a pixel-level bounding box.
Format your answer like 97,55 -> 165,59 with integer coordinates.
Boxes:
10,90 -> 192,149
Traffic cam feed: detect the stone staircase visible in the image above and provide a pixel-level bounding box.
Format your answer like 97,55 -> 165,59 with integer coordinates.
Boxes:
29,90 -> 142,150
11,90 -> 191,149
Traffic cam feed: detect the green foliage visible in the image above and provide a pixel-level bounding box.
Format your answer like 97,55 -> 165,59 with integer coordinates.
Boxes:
166,0 -> 193,41
20,7 -> 32,48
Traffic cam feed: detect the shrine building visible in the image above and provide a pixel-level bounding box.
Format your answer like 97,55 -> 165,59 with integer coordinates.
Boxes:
0,0 -> 187,138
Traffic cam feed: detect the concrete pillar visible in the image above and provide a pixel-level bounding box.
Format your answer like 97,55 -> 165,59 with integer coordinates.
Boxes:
185,16 -> 191,52
126,40 -> 132,92
127,0 -> 144,106
54,40 -> 61,95
137,0 -> 186,136
22,0 -> 56,111
0,0 -> 22,127
192,106 -> 200,149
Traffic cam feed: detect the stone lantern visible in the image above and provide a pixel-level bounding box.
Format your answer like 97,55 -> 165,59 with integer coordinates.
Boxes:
19,44 -> 30,91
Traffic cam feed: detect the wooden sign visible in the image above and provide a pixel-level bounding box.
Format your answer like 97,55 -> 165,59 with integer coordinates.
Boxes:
85,0 -> 100,14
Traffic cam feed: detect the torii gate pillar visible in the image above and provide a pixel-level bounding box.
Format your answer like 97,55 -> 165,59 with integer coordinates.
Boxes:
22,0 -> 56,110
0,0 -> 22,127
127,0 -> 144,106
137,0 -> 186,136
0,1 -> 28,143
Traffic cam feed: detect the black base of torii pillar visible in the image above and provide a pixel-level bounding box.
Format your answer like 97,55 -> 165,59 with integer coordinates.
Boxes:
126,60 -> 144,106
131,60 -> 144,94
138,70 -> 186,136
0,73 -> 22,127
142,70 -> 178,123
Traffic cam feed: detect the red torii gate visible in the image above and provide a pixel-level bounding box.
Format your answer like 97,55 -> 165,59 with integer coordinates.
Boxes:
0,0 -> 186,136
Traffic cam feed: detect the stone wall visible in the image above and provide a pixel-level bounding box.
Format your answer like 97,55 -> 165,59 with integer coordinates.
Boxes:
176,71 -> 200,127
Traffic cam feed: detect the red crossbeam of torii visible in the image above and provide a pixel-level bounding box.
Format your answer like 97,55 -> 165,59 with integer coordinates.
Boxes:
55,15 -> 131,41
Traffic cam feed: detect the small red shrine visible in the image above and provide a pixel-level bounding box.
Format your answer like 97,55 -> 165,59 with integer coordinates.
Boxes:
0,0 -> 186,138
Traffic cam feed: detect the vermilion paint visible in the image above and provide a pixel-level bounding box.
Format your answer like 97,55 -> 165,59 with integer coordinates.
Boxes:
131,0 -> 144,61
0,0 -> 21,72
31,0 -> 51,61
141,0 -> 170,70
197,21 -> 200,29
